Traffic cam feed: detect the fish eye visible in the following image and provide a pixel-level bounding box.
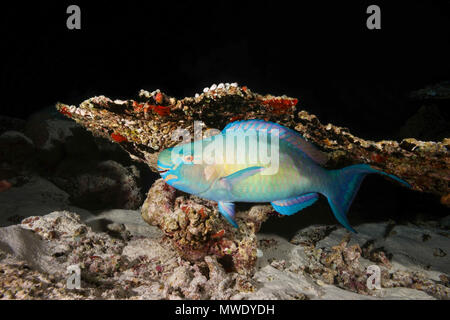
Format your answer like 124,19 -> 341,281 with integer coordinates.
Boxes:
184,155 -> 194,163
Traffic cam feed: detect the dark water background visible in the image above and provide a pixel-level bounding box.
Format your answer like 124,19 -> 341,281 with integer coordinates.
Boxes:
1,1 -> 449,140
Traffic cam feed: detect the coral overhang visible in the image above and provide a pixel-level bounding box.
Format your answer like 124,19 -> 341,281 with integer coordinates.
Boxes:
56,83 -> 449,197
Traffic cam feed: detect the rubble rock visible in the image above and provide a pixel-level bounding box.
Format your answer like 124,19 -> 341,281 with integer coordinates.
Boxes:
0,175 -> 93,227
0,115 -> 26,135
141,178 -> 272,276
0,211 -> 447,300
50,160 -> 143,210
0,131 -> 35,167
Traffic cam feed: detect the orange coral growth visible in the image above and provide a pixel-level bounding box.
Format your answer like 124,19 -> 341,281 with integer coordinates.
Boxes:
59,106 -> 72,118
181,205 -> 190,214
211,229 -> 225,239
241,86 -> 248,92
133,101 -> 144,112
155,92 -> 163,104
143,103 -> 151,113
0,180 -> 12,192
150,104 -> 171,116
323,138 -> 334,146
371,153 -> 387,163
441,194 -> 450,207
134,101 -> 171,117
198,207 -> 207,219
229,115 -> 244,122
262,97 -> 298,114
111,132 -> 128,143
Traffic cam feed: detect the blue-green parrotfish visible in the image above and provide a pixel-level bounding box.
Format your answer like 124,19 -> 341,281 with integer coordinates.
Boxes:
157,120 -> 410,232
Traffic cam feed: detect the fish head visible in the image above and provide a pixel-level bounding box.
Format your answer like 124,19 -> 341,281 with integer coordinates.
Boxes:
157,142 -> 218,195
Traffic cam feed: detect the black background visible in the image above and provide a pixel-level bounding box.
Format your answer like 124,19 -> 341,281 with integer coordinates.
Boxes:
2,1 -> 449,140
0,299 -> 442,318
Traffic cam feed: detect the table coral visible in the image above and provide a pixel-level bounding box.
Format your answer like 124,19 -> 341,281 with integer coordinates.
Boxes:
56,83 -> 448,197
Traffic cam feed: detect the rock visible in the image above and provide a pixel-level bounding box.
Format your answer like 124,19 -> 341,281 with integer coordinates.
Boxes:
0,211 -> 143,299
24,110 -> 77,151
19,109 -> 150,212
0,225 -> 61,274
440,215 -> 450,228
0,131 -> 35,167
24,115 -> 78,168
50,160 -> 143,210
63,127 -> 99,158
0,211 -> 447,300
304,222 -> 450,299
24,106 -> 150,170
314,223 -> 450,275
85,209 -> 162,238
235,231 -> 440,300
0,211 -> 241,299
0,175 -> 93,227
141,178 -> 271,276
0,115 -> 26,135
23,110 -> 105,169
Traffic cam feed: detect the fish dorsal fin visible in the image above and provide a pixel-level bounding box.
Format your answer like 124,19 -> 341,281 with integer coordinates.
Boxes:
223,120 -> 328,165
271,193 -> 319,216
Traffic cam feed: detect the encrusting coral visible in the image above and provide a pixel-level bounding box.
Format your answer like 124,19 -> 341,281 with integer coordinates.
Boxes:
55,83 -> 449,273
141,178 -> 272,275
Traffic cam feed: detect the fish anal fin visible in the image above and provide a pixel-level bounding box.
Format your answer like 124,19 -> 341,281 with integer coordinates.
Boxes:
271,193 -> 319,216
218,201 -> 238,228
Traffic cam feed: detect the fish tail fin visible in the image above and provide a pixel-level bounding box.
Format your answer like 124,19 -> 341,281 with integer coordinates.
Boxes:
323,164 -> 410,233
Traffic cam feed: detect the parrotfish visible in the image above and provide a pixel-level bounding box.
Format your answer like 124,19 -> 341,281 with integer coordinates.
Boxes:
157,120 -> 410,232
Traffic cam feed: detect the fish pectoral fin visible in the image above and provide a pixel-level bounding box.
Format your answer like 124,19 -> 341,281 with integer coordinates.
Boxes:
219,166 -> 265,190
218,201 -> 238,228
204,165 -> 219,181
271,193 -> 319,216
